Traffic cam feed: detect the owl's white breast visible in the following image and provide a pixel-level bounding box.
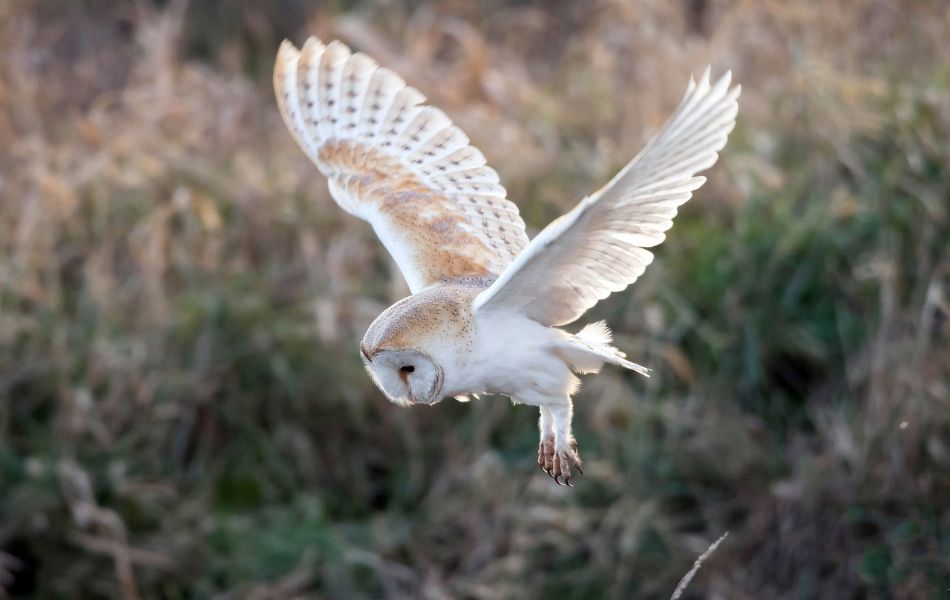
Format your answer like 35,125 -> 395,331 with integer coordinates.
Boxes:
441,309 -> 574,403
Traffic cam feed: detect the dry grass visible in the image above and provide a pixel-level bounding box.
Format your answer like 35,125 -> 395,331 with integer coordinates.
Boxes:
670,531 -> 728,600
1,0 -> 948,598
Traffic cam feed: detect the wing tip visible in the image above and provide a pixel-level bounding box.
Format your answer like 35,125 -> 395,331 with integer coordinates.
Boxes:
324,39 -> 353,62
275,39 -> 299,76
278,39 -> 298,54
299,34 -> 327,50
300,36 -> 327,62
689,65 -> 741,99
274,40 -> 298,103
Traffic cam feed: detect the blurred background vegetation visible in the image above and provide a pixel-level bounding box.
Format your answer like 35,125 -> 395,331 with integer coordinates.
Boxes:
1,0 -> 947,598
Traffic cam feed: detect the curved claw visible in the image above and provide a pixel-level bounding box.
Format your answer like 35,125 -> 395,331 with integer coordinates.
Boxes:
540,436 -> 584,487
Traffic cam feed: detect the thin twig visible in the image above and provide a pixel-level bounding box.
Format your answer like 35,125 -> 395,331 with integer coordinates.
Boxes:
669,532 -> 729,600
67,533 -> 176,570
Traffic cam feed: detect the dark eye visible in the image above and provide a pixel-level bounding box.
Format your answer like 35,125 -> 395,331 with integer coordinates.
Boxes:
400,365 -> 415,373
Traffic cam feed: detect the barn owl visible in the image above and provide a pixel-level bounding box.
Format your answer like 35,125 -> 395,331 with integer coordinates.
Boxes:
274,36 -> 739,485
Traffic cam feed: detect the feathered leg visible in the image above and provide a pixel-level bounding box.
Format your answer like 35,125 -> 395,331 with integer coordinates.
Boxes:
538,407 -> 556,476
546,398 -> 582,486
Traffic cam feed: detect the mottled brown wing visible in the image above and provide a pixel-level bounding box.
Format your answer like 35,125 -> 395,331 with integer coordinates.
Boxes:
274,37 -> 528,293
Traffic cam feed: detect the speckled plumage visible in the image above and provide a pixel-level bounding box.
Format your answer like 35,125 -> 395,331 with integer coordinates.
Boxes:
273,36 -> 740,485
274,38 -> 527,292
361,282 -> 482,358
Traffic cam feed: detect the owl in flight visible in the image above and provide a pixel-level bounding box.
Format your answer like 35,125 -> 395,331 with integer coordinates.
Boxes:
274,36 -> 739,485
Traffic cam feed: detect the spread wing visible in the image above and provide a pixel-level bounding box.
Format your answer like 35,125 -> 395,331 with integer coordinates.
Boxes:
473,68 -> 740,326
274,37 -> 528,293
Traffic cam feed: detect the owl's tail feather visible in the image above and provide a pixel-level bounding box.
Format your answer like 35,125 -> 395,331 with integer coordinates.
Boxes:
554,321 -> 650,377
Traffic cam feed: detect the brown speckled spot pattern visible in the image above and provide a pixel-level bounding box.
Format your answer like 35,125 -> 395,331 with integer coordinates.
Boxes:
274,38 -> 530,293
362,281 -> 489,356
319,141 -> 506,285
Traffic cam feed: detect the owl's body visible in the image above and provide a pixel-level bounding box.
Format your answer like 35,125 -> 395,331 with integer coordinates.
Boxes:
361,280 -> 602,405
274,36 -> 740,484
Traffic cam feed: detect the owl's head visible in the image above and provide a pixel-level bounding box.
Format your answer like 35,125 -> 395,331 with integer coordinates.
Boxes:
359,286 -> 475,407
360,344 -> 444,406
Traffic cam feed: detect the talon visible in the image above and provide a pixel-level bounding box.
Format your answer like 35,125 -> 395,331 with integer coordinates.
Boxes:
576,465 -> 584,476
566,478 -> 573,487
